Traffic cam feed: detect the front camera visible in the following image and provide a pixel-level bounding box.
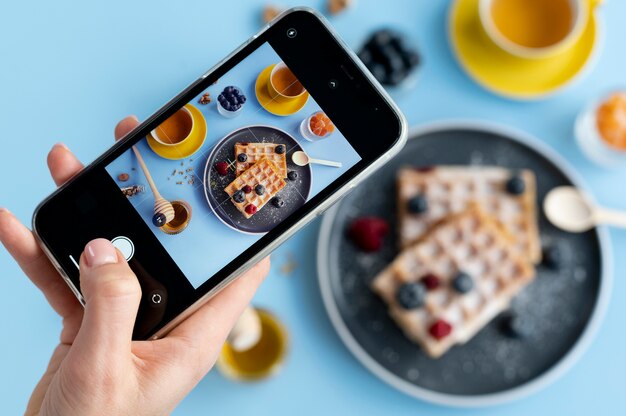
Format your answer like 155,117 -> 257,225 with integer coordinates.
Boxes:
286,28 -> 297,38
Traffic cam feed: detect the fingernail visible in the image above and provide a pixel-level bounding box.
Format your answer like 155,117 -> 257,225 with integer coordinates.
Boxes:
0,207 -> 8,214
130,115 -> 139,122
84,239 -> 118,268
53,142 -> 69,151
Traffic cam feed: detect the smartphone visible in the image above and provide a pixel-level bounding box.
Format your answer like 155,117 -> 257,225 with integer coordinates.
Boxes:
33,7 -> 407,340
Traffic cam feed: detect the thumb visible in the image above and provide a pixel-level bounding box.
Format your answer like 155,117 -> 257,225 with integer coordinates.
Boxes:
73,238 -> 142,358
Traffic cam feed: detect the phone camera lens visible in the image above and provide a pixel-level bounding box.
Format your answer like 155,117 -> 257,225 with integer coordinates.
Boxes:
328,79 -> 339,90
286,28 -> 297,38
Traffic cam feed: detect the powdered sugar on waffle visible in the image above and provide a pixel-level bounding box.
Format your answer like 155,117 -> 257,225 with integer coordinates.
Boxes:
372,207 -> 535,358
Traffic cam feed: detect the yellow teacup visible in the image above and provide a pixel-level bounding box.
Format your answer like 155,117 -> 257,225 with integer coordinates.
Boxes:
479,0 -> 599,59
267,62 -> 306,103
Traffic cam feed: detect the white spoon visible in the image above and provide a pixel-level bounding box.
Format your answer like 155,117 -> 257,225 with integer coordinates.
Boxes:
292,150 -> 342,168
544,186 -> 626,232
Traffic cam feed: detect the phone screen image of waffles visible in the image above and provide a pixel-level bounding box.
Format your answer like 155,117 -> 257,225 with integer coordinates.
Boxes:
105,42 -> 361,288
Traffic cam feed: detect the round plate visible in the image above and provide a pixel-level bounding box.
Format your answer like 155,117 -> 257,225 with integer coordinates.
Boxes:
147,104 -> 207,160
255,65 -> 310,116
203,125 -> 312,234
318,121 -> 611,407
449,0 -> 600,100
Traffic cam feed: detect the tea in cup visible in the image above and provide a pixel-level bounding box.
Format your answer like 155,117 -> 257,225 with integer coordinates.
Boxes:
479,0 -> 591,59
151,107 -> 194,146
267,62 -> 306,103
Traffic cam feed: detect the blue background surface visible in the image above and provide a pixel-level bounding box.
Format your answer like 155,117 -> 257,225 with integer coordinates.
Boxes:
105,42 -> 360,288
1,1 -> 625,415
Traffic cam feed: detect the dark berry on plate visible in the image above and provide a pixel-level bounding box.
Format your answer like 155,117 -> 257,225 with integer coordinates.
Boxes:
348,217 -> 389,252
542,245 -> 561,269
421,273 -> 440,291
255,184 -> 265,195
245,204 -> 257,215
500,312 -> 533,339
396,282 -> 427,309
407,194 -> 428,214
232,190 -> 245,203
218,94 -> 226,104
275,144 -> 286,154
225,86 -> 234,94
452,272 -> 474,294
215,161 -> 229,176
359,28 -> 420,87
505,175 -> 526,195
272,197 -> 285,208
242,185 -> 252,194
152,212 -> 167,227
429,319 -> 452,340
287,170 -> 298,181
237,153 -> 248,162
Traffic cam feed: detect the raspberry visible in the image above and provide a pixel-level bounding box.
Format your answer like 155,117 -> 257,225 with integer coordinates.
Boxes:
242,185 -> 252,194
348,217 -> 389,252
414,165 -> 435,173
421,273 -> 440,290
215,161 -> 229,176
429,319 -> 452,340
245,204 -> 257,215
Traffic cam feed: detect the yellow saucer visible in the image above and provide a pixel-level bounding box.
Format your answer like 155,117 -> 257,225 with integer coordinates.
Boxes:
255,64 -> 310,116
449,0 -> 600,100
147,104 -> 207,160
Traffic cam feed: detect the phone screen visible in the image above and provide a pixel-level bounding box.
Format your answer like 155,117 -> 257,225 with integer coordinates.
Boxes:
104,42 -> 361,288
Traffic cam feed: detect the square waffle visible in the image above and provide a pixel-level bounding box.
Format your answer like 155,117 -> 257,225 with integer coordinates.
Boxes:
371,206 -> 535,358
397,166 -> 541,263
235,142 -> 288,179
224,157 -> 286,219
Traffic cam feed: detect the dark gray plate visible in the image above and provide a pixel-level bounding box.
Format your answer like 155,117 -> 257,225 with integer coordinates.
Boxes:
318,122 -> 611,406
203,125 -> 311,234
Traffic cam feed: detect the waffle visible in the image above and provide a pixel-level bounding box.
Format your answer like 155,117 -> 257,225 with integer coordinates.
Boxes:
224,157 -> 286,219
235,142 -> 288,179
397,166 -> 541,263
371,206 -> 535,358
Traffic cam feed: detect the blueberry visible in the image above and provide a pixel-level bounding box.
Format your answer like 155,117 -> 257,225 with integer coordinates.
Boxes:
237,153 -> 248,162
232,87 -> 241,97
372,29 -> 394,47
396,282 -> 427,309
387,69 -> 408,86
358,49 -> 373,65
275,144 -> 285,154
500,312 -> 533,339
152,212 -> 167,227
368,62 -> 388,84
237,95 -> 246,105
255,184 -> 265,195
407,194 -> 428,214
228,95 -> 238,105
452,272 -> 474,294
381,46 -> 406,74
402,50 -> 420,69
218,94 -> 226,103
225,86 -> 234,94
232,190 -> 245,203
542,245 -> 561,269
272,197 -> 285,208
287,170 -> 298,181
505,175 -> 525,195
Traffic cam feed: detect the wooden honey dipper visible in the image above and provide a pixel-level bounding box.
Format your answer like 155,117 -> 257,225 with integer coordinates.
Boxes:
132,146 -> 175,227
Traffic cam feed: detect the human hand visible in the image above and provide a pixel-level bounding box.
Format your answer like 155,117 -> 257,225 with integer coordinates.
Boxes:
0,116 -> 270,416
